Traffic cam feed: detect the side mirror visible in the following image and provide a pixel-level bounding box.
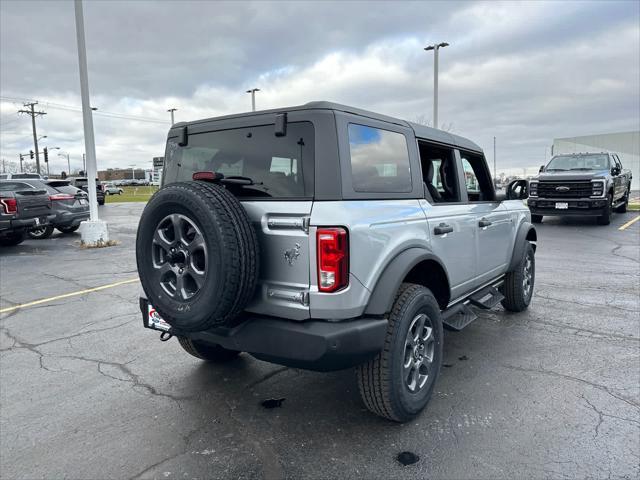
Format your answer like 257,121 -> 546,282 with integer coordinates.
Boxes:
539,165 -> 545,173
506,179 -> 529,200
611,166 -> 620,176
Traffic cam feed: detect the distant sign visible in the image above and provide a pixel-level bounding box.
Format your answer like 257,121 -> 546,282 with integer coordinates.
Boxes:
153,157 -> 164,167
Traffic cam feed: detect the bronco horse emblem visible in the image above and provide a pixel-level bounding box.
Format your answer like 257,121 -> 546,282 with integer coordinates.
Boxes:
284,243 -> 301,266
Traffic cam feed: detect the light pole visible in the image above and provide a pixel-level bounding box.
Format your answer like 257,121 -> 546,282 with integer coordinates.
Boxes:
38,135 -> 47,142
246,88 -> 260,112
45,146 -> 60,176
424,42 -> 449,129
58,152 -> 71,175
167,108 -> 177,124
129,164 -> 136,180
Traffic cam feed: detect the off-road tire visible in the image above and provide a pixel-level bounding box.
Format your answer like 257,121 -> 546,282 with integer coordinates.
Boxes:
616,187 -> 629,213
501,243 -> 535,312
177,337 -> 241,362
597,193 -> 613,225
356,283 -> 443,422
28,225 -> 54,239
0,232 -> 26,247
98,199 -> 105,206
136,181 -> 259,332
57,225 -> 80,234
531,214 -> 543,224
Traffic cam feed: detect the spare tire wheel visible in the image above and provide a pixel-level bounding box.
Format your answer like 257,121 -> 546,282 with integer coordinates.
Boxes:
136,181 -> 259,332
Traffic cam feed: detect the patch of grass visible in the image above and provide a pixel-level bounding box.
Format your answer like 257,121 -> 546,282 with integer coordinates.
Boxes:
628,202 -> 640,212
105,185 -> 158,203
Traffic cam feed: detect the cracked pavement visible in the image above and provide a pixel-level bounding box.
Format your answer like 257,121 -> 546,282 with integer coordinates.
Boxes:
1,204 -> 639,479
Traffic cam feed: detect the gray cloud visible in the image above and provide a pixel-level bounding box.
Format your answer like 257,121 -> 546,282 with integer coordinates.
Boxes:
1,0 -> 638,174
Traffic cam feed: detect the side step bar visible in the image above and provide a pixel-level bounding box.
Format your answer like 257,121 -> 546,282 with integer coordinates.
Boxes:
442,285 -> 505,331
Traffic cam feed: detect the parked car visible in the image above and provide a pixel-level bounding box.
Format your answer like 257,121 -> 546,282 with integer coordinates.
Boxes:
135,102 -> 537,422
11,179 -> 90,239
529,152 -> 632,225
67,177 -> 105,205
103,183 -> 124,195
0,180 -> 55,246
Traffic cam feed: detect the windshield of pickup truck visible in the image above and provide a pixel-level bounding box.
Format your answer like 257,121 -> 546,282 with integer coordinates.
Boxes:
545,154 -> 610,171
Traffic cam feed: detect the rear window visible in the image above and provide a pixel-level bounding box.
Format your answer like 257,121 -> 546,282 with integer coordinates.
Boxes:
0,182 -> 33,191
165,122 -> 314,199
54,185 -> 82,195
348,124 -> 411,193
11,173 -> 41,179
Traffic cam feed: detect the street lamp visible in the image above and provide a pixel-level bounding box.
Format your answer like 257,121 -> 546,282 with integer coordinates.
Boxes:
58,151 -> 71,175
37,135 -> 47,142
246,88 -> 260,112
424,42 -> 449,129
167,108 -> 177,124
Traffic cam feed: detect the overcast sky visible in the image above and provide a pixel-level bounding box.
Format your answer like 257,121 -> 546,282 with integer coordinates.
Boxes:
1,0 -> 639,174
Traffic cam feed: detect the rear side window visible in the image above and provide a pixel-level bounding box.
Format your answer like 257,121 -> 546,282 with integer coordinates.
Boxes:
167,122 -> 314,199
348,124 -> 411,193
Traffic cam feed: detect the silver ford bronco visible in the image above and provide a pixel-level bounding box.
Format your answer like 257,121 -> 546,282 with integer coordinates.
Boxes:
136,102 -> 537,422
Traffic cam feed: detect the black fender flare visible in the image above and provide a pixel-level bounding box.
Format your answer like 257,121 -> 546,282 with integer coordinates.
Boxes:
364,248 -> 450,315
507,222 -> 537,272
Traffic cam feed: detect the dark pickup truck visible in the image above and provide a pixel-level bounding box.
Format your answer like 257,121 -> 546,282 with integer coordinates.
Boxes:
0,180 -> 55,246
528,152 -> 632,225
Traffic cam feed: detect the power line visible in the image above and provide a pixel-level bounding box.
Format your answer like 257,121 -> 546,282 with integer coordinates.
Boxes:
1,96 -> 168,124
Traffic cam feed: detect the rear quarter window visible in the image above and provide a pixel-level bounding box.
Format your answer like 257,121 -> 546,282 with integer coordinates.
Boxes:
348,123 -> 411,193
0,182 -> 33,191
165,122 -> 314,199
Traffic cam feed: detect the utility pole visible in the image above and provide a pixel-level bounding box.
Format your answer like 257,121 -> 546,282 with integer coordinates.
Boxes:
82,153 -> 86,174
19,154 -> 23,171
246,88 -> 260,112
18,102 -> 47,174
167,108 -> 177,125
424,42 -> 449,129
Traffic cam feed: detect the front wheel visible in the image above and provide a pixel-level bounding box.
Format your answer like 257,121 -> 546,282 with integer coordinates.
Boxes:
177,337 -> 241,363
57,225 -> 80,234
28,225 -> 54,239
357,283 -> 443,422
501,243 -> 535,312
597,193 -> 613,225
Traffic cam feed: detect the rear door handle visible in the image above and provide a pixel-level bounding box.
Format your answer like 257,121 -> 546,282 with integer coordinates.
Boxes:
434,223 -> 454,235
478,218 -> 492,228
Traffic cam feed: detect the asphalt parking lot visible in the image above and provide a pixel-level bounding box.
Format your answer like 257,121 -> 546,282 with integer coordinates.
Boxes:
1,203 -> 639,479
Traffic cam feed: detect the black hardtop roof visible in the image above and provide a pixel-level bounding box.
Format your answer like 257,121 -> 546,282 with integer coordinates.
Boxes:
172,101 -> 482,153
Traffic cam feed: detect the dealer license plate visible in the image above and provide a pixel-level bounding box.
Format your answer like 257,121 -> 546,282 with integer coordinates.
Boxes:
555,202 -> 569,210
79,198 -> 87,205
147,304 -> 171,331
34,217 -> 40,225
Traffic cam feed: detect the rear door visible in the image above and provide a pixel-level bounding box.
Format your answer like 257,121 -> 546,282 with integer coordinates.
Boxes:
163,118 -> 315,320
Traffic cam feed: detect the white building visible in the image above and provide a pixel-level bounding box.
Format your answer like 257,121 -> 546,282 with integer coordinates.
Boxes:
552,131 -> 639,182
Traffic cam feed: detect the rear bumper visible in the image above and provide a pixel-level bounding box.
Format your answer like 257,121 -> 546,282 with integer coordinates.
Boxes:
139,296 -> 387,371
55,211 -> 90,228
528,198 -> 608,216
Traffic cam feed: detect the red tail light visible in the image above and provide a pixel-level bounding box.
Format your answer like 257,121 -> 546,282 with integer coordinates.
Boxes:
49,193 -> 75,201
0,197 -> 18,215
317,227 -> 349,292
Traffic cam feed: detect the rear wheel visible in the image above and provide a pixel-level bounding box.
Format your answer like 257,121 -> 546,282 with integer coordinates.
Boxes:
501,243 -> 535,312
597,193 -> 613,225
616,187 -> 629,213
356,283 -> 443,422
177,337 -> 241,362
531,214 -> 543,224
57,225 -> 80,234
28,225 -> 54,239
0,232 -> 26,246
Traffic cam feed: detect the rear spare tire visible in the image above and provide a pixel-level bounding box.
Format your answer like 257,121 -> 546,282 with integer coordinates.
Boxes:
136,181 -> 259,332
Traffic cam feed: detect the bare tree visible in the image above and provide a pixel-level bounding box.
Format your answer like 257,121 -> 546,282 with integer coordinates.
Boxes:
413,115 -> 454,133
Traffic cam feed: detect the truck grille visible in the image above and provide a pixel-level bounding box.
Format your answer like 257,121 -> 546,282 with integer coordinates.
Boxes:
537,181 -> 593,199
